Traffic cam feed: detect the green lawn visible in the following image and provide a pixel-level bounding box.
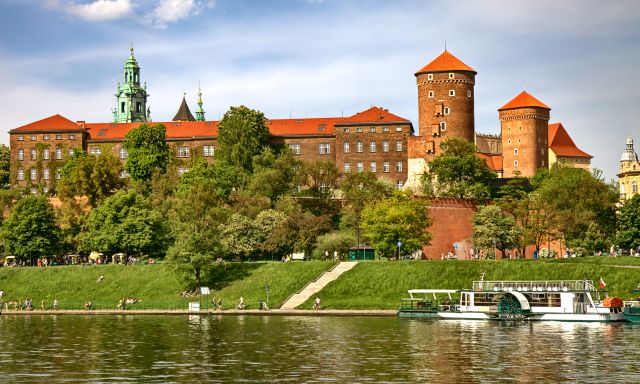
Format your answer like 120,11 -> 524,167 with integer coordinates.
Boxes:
298,257 -> 640,309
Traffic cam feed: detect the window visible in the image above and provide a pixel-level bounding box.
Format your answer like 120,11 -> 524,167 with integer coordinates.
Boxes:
56,134 -> 62,140
18,149 -> 24,161
119,170 -> 130,179
396,140 -> 403,152
121,102 -> 125,113
396,161 -> 403,172
68,148 -> 74,157
30,188 -> 37,195
343,128 -> 350,133
448,73 -> 454,79
17,135 -> 24,141
43,168 -> 50,180
540,148 -> 545,155
43,186 -> 49,194
357,162 -> 363,173
356,127 -> 363,133
514,160 -> 519,167
17,169 -> 24,181
383,162 -> 390,173
88,147 -> 101,156
68,134 -> 75,140
427,73 -> 433,80
136,102 -> 142,113
344,163 -> 350,173
467,90 -> 472,97
382,141 -> 390,152
396,126 -> 403,132
428,91 -> 434,98
343,142 -> 350,153
444,107 -> 450,115
369,141 -> 376,153
30,149 -> 37,161
43,149 -> 50,160
449,90 -> 456,97
119,147 -> 128,159
369,127 -> 376,133
178,166 -> 189,175
518,139 -> 521,143
30,135 -> 37,141
439,122 -> 447,131
356,141 -> 363,153
319,143 -> 331,154
370,161 -> 377,172
514,148 -> 519,155
382,126 -> 390,132
203,145 -> 215,157
288,144 -> 301,155
542,160 -> 545,167
55,170 -> 61,180
507,139 -> 511,144
396,180 -> 404,189
177,146 -> 190,158
30,169 -> 37,181
43,135 -> 49,141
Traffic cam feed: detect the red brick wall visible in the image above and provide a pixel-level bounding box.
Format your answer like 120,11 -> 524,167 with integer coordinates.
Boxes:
500,107 -> 549,177
422,198 -> 477,259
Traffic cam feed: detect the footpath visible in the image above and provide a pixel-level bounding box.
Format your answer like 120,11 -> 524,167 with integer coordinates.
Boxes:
0,309 -> 396,316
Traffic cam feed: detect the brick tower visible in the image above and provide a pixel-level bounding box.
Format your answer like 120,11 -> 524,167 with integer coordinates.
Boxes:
499,91 -> 550,177
415,50 -> 476,156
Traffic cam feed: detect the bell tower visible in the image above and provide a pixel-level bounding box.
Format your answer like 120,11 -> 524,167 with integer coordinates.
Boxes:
113,45 -> 149,123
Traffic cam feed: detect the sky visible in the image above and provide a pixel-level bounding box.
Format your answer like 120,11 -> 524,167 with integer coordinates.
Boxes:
0,0 -> 639,180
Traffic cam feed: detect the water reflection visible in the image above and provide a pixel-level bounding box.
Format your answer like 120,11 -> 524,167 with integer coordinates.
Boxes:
0,315 -> 638,383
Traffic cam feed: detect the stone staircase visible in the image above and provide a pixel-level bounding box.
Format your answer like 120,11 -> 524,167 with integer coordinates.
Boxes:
280,261 -> 358,309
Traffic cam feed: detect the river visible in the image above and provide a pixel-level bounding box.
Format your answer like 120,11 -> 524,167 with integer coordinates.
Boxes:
0,315 -> 638,383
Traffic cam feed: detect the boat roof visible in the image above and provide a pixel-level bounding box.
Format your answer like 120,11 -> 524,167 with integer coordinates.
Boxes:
408,289 -> 458,294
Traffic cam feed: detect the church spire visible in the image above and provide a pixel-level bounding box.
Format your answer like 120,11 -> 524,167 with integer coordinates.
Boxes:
113,45 -> 148,123
195,83 -> 206,121
172,93 -> 196,122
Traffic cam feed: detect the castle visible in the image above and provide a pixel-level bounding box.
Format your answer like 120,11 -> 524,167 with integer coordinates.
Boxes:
8,48 -> 592,194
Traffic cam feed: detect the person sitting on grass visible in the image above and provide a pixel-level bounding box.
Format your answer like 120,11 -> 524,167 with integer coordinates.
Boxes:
313,297 -> 321,310
84,301 -> 93,310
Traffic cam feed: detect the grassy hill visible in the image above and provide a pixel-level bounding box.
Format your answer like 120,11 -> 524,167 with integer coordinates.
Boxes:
1,257 -> 638,311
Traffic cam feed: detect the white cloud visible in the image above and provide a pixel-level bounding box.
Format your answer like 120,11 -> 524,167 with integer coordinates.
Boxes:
65,0 -> 134,21
146,0 -> 214,28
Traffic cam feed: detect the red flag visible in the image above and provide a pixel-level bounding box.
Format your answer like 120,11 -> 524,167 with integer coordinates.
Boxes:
599,277 -> 606,289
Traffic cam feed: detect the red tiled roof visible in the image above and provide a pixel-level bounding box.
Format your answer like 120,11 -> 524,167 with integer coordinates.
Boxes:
477,152 -> 503,172
10,114 -> 84,132
268,117 -> 346,136
85,121 -> 218,141
499,91 -> 550,111
548,123 -> 592,158
415,50 -> 476,75
339,106 -> 410,124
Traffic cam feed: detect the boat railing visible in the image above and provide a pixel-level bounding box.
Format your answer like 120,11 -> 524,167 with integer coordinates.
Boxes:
472,280 -> 597,292
623,300 -> 640,308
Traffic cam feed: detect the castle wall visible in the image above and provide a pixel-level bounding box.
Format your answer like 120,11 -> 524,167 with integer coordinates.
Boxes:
422,198 -> 476,260
500,107 -> 549,177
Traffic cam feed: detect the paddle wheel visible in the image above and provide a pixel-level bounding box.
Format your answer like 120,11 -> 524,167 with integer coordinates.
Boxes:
497,294 -> 526,320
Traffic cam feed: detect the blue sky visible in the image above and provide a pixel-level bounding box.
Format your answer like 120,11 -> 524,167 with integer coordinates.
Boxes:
1,0 -> 639,180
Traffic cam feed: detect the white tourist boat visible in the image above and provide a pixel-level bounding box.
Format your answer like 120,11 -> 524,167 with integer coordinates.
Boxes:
398,279 -> 626,322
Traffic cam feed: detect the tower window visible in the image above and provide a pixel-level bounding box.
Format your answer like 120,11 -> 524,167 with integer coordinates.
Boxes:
514,160 -> 519,167
444,107 -> 450,115
507,139 -> 511,144
427,74 -> 433,80
428,91 -> 434,98
514,148 -> 519,155
467,90 -> 472,97
136,102 -> 142,113
448,73 -> 454,79
449,90 -> 456,97
121,102 -> 125,113
439,122 -> 447,131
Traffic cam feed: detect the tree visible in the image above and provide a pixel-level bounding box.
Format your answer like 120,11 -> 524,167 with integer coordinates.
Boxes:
0,144 -> 10,189
617,194 -> 640,251
123,123 -> 171,182
247,148 -> 300,202
216,105 -> 270,173
361,191 -> 431,258
471,205 -> 520,258
312,231 -> 356,260
220,213 -> 262,261
298,161 -> 340,200
340,171 -> 394,247
254,209 -> 290,259
57,151 -> 124,206
2,196 -> 60,263
79,190 -> 168,257
423,137 -> 496,200
166,182 -> 230,289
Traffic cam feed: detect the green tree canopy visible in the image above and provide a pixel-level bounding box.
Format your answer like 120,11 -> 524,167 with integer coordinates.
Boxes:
0,144 -> 10,189
617,194 -> 640,251
247,148 -> 300,202
2,196 -> 60,262
216,105 -> 270,173
79,190 -> 168,257
361,192 -> 432,258
471,205 -> 520,258
123,123 -> 171,182
57,151 -> 124,206
423,137 -> 496,200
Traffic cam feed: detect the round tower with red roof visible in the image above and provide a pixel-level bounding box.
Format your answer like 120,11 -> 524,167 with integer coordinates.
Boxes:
499,90 -> 551,177
415,50 -> 476,156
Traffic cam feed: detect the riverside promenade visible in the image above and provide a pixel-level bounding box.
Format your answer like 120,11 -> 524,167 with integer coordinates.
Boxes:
0,309 -> 396,316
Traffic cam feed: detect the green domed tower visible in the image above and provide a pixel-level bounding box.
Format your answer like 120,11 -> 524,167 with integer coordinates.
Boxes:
113,45 -> 149,123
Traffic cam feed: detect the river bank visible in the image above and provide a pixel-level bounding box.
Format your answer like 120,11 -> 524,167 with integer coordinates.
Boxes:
1,257 -> 639,310
0,309 -> 397,316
